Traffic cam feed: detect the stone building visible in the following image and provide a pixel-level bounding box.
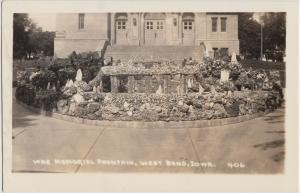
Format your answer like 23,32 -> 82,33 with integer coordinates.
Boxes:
54,13 -> 239,59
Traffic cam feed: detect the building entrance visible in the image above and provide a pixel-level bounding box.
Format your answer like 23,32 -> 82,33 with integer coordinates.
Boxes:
144,20 -> 166,45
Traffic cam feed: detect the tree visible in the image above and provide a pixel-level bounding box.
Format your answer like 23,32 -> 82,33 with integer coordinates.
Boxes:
13,14 -> 31,59
261,12 -> 286,61
13,13 -> 55,59
27,30 -> 55,57
238,12 -> 286,61
238,13 -> 261,59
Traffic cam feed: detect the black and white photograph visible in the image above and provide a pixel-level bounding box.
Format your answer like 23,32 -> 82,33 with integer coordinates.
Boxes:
12,11 -> 286,173
2,0 -> 299,192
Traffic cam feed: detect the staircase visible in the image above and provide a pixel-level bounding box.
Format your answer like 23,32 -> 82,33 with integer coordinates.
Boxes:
104,45 -> 204,63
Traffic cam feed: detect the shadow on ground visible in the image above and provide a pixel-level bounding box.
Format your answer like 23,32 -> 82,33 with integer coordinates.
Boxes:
253,139 -> 284,150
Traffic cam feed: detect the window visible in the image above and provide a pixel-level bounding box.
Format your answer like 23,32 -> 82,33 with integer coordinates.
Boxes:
117,20 -> 126,30
78,13 -> 85,29
183,21 -> 193,30
133,18 -> 137,26
212,17 -> 218,32
221,17 -> 227,32
173,18 -> 177,26
146,21 -> 153,30
156,21 -> 163,30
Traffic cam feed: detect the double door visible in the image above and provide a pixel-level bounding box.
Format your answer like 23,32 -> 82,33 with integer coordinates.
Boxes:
144,20 -> 165,45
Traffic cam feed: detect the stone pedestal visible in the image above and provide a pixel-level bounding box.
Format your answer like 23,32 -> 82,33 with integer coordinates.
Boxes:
179,74 -> 187,94
110,76 -> 120,93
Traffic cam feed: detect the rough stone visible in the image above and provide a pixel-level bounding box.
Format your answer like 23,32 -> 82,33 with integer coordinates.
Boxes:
123,101 -> 130,109
87,103 -> 101,113
68,102 -> 76,115
72,93 -> 85,104
145,103 -> 151,110
178,100 -> 184,106
204,102 -> 211,110
155,106 -> 162,113
78,101 -> 88,107
188,105 -> 194,114
127,110 -> 133,116
107,105 -> 120,114
57,99 -> 69,114
75,69 -> 83,81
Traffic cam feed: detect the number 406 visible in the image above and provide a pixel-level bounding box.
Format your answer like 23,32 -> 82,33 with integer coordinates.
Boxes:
227,162 -> 246,168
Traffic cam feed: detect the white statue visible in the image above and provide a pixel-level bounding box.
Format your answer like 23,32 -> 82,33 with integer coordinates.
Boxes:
75,69 -> 83,81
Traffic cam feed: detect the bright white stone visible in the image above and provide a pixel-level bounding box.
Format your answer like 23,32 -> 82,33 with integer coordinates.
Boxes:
156,84 -> 163,94
231,52 -> 237,63
46,82 -> 51,90
187,78 -> 192,88
220,70 -> 230,82
75,69 -> 83,81
199,84 -> 205,94
123,101 -> 130,109
72,93 -> 84,104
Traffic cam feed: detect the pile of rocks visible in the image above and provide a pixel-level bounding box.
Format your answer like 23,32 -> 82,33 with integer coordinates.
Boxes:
101,62 -> 201,76
55,90 -> 282,121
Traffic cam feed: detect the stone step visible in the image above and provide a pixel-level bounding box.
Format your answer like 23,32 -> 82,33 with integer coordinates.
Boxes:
104,45 -> 204,62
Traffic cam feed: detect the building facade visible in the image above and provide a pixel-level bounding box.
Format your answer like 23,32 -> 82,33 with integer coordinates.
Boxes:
54,13 -> 240,58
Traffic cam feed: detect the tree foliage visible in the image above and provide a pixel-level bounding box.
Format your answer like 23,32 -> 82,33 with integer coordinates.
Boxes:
238,13 -> 261,59
13,14 -> 31,59
13,13 -> 55,59
261,12 -> 286,51
238,12 -> 286,60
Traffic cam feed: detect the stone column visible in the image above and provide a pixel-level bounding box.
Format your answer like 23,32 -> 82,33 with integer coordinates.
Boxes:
178,13 -> 182,45
144,76 -> 152,93
141,13 -> 145,45
110,76 -> 119,93
110,13 -> 115,45
128,76 -> 135,93
179,74 -> 187,94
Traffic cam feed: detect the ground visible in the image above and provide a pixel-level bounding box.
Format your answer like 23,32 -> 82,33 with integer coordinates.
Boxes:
12,90 -> 285,174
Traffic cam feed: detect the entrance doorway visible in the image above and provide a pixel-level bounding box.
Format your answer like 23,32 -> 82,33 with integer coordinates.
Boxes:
144,13 -> 166,45
115,13 -> 128,45
182,13 -> 195,45
144,20 -> 166,45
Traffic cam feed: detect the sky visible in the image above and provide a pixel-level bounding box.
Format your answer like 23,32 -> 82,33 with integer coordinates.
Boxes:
29,13 -> 56,31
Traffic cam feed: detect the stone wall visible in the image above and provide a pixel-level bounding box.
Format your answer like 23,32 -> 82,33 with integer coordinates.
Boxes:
54,90 -> 282,122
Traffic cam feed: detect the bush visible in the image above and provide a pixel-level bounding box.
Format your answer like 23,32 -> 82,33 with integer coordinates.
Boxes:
15,84 -> 36,105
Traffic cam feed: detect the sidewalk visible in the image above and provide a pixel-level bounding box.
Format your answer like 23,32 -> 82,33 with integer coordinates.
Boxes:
12,95 -> 285,173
